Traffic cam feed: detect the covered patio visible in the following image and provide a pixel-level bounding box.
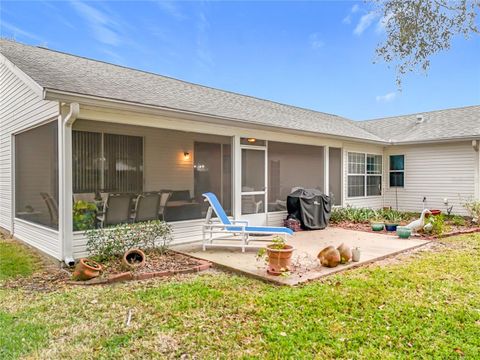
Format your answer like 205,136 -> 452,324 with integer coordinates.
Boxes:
174,228 -> 430,285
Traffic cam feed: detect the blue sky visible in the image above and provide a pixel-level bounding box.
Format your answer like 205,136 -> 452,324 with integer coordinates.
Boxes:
1,0 -> 479,120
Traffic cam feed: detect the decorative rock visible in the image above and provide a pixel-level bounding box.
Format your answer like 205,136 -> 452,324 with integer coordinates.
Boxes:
317,246 -> 341,268
337,243 -> 352,264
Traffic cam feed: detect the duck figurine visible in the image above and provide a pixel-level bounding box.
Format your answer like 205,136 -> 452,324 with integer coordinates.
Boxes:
406,209 -> 431,234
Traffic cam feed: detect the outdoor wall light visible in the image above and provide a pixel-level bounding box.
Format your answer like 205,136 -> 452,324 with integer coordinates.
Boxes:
247,138 -> 256,143
183,152 -> 191,160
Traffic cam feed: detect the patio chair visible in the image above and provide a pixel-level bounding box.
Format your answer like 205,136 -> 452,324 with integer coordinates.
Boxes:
97,193 -> 134,227
158,191 -> 172,220
40,192 -> 58,227
202,192 -> 293,252
133,192 -> 160,222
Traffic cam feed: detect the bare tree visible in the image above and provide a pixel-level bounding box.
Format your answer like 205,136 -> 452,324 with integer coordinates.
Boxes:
373,0 -> 479,87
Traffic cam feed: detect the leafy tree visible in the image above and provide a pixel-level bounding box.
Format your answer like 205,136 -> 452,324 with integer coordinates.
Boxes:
373,0 -> 479,86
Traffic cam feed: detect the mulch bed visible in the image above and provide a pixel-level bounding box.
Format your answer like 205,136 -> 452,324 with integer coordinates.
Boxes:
1,250 -> 211,291
67,250 -> 211,285
330,221 -> 480,239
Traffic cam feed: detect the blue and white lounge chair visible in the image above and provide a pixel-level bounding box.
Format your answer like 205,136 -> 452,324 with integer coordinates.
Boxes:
202,192 -> 293,252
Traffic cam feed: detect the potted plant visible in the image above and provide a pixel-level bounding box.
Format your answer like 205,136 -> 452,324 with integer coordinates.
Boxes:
258,236 -> 294,276
370,214 -> 385,231
396,226 -> 412,239
72,258 -> 102,281
73,200 -> 98,231
384,211 -> 402,232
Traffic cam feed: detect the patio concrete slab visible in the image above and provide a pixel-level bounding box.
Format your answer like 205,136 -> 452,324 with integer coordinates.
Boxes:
173,228 -> 430,285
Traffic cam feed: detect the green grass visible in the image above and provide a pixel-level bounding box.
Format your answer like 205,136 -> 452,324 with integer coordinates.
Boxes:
0,241 -> 38,281
0,234 -> 479,359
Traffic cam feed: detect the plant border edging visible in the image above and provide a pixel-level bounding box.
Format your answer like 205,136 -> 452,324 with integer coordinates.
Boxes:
67,258 -> 211,286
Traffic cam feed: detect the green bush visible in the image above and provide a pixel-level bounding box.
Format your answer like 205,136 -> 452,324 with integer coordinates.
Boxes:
426,214 -> 450,235
73,200 -> 98,231
86,220 -> 173,261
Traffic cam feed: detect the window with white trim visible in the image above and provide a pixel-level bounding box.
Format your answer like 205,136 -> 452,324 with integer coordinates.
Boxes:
389,155 -> 405,187
347,152 -> 382,197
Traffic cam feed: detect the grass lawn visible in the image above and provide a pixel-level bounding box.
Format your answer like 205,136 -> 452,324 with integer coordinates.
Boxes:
1,234 -> 479,359
0,240 -> 38,281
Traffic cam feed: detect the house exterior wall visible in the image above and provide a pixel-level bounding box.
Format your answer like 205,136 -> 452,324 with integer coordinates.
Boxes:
383,142 -> 476,215
0,58 -> 61,258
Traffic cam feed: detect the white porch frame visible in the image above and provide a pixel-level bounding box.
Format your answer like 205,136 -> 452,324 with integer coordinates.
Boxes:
56,102 -> 345,261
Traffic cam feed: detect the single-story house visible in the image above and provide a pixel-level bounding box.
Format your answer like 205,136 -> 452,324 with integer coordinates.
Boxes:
1,39 -> 479,264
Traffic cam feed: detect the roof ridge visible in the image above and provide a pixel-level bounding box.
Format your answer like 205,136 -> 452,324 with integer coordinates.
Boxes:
360,104 -> 480,123
0,39 -> 347,121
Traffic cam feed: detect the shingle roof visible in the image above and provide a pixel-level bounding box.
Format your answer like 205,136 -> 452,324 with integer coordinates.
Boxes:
1,40 -> 478,144
0,39 -> 383,142
356,106 -> 480,143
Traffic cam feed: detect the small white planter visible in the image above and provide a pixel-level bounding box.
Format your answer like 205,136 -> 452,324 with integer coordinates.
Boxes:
352,247 -> 361,262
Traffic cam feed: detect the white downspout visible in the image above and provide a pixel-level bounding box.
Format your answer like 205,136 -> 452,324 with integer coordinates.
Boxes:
60,103 -> 79,266
473,140 -> 480,201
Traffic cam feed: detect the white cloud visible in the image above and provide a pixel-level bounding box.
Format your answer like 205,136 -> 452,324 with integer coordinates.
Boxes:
376,12 -> 394,33
1,21 -> 45,43
354,12 -> 378,35
342,3 -> 360,24
156,0 -> 186,20
70,1 -> 121,46
195,10 -> 214,70
309,33 -> 325,50
376,92 -> 397,103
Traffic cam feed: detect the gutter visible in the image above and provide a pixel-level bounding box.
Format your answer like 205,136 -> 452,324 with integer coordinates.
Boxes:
43,88 -> 389,146
61,103 -> 79,267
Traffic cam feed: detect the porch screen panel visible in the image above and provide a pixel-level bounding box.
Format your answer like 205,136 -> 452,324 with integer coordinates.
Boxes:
194,142 -> 232,216
72,131 -> 102,193
15,121 -> 59,229
267,142 -> 324,212
104,134 -> 143,193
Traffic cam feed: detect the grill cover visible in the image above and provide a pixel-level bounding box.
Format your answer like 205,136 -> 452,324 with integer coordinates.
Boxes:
286,189 -> 331,230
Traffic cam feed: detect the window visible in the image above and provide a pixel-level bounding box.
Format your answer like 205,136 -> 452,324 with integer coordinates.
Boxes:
73,131 -> 143,193
347,152 -> 382,197
389,155 -> 405,187
15,121 -> 59,229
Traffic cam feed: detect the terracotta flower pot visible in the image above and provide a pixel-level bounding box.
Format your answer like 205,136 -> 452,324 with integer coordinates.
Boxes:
425,209 -> 441,218
122,249 -> 146,270
266,244 -> 294,275
73,258 -> 102,281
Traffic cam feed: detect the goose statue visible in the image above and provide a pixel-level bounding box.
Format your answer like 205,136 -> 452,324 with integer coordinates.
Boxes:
406,209 -> 431,234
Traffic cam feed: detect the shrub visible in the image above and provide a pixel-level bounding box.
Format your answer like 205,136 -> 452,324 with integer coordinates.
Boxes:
449,215 -> 466,227
86,220 -> 173,261
463,199 -> 480,223
426,214 -> 449,236
73,200 -> 97,231
329,206 -> 376,224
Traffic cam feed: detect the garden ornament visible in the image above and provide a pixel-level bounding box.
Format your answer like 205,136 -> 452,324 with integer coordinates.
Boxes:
405,209 -> 431,233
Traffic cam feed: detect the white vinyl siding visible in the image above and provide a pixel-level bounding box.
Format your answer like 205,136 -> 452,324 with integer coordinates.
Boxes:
0,60 -> 61,258
384,142 -> 476,215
